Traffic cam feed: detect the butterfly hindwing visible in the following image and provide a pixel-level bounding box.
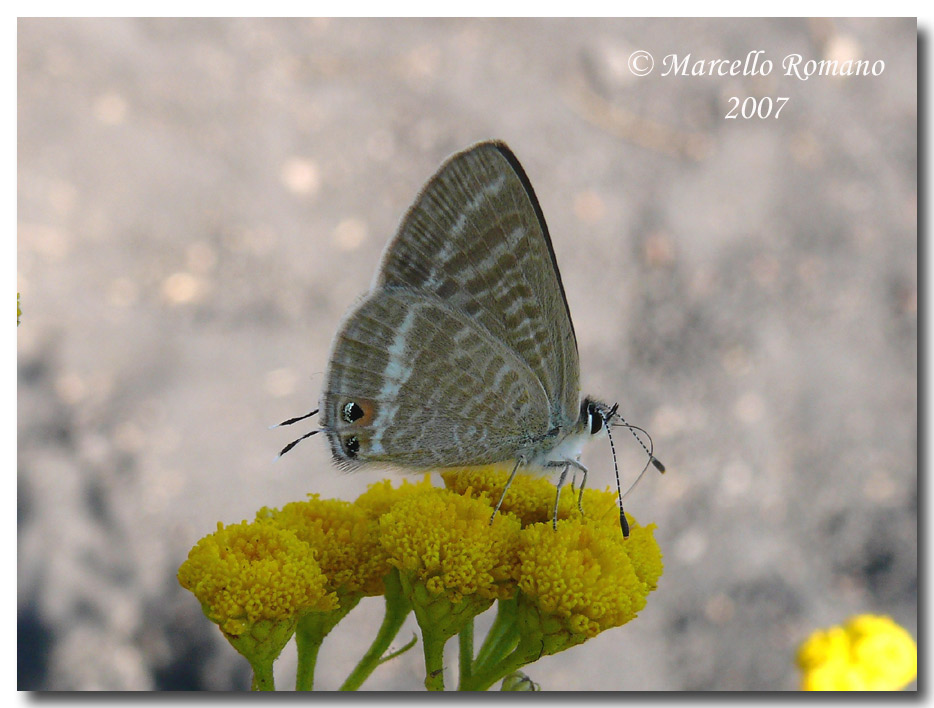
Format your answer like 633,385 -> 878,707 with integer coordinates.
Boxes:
320,288 -> 553,468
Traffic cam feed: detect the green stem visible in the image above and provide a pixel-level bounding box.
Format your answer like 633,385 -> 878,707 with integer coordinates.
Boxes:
249,658 -> 275,691
294,631 -> 322,691
476,617 -> 520,672
378,633 -> 418,664
457,617 -> 474,689
294,596 -> 362,691
460,635 -> 541,691
340,570 -> 413,691
422,629 -> 447,691
473,596 -> 520,674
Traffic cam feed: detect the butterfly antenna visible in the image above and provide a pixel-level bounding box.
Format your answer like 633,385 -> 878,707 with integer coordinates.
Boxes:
610,420 -> 665,501
602,411 -> 629,539
612,410 -> 665,473
269,408 -> 319,430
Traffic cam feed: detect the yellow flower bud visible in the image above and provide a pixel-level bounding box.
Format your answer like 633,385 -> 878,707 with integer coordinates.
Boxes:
798,614 -> 917,690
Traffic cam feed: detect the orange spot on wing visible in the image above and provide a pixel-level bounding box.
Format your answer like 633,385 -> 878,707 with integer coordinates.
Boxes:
353,398 -> 377,426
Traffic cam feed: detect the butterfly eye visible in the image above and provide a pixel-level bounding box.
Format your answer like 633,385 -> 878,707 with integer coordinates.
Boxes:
344,435 -> 361,457
343,401 -> 365,423
588,403 -> 604,435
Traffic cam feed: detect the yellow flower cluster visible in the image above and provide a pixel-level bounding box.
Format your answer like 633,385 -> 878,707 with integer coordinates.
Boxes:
179,466 -> 663,690
355,474 -> 436,519
259,495 -> 387,597
379,486 -> 521,604
516,516 -> 662,647
797,614 -> 917,690
440,465 -> 618,527
177,520 -> 336,637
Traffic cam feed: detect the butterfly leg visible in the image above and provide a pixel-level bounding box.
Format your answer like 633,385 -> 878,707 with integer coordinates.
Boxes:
552,463 -> 571,530
490,458 -> 523,525
551,459 -> 589,515
573,461 -> 589,515
569,469 -> 578,495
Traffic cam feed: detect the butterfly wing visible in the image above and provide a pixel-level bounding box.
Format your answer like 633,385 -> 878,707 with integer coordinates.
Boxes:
320,288 -> 552,468
375,140 -> 581,427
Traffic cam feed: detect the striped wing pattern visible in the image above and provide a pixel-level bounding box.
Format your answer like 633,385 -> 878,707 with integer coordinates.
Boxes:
320,141 -> 580,468
377,141 -> 580,422
321,289 -> 551,467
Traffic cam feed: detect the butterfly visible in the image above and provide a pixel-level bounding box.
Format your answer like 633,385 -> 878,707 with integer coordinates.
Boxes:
276,140 -> 662,537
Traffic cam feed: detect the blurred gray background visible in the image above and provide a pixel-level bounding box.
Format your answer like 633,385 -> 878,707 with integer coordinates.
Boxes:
17,18 -> 917,690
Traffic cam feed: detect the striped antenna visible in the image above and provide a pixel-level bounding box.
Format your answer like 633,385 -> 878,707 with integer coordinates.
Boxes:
601,407 -> 629,539
610,419 -> 665,501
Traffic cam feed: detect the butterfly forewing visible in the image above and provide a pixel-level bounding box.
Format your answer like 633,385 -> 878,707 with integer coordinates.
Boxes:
376,141 -> 581,426
320,289 -> 552,468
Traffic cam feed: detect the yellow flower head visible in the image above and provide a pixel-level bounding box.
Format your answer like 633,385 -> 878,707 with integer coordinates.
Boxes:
259,495 -> 388,598
379,486 -> 521,604
514,516 -> 662,655
797,614 -> 917,690
354,474 -> 436,520
177,519 -> 336,638
441,465 -> 621,528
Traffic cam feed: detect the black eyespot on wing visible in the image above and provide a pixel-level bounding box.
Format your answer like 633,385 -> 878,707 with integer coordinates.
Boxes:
343,401 -> 365,423
345,435 -> 360,457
